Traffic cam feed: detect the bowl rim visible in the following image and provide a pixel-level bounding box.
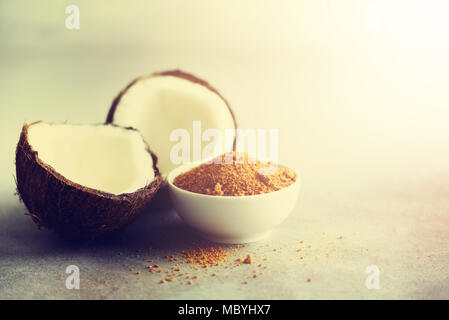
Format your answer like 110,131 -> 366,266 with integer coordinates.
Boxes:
167,161 -> 300,200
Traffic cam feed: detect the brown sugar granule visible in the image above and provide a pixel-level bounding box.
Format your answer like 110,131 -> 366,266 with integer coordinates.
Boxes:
182,246 -> 229,267
243,254 -> 252,264
173,152 -> 296,196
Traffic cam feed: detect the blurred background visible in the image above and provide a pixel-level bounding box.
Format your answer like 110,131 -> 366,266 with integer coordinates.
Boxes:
1,0 -> 449,201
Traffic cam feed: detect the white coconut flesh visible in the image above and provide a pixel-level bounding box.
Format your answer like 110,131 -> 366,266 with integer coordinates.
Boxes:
27,122 -> 155,195
112,75 -> 235,175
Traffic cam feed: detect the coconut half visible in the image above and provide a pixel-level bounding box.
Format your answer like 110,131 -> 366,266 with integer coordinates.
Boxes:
15,122 -> 162,240
106,70 -> 237,175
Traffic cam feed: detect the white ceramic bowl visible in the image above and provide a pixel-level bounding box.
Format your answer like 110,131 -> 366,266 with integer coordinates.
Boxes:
167,162 -> 300,244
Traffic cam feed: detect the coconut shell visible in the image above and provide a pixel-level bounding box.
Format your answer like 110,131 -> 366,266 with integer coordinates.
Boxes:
106,69 -> 238,150
15,122 -> 163,241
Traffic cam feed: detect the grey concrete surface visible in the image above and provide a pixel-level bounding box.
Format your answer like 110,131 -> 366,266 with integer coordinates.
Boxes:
1,177 -> 448,299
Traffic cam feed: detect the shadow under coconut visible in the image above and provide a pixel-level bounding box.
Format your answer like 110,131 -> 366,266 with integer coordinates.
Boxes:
0,199 -> 210,260
0,201 -> 89,256
95,208 -> 204,250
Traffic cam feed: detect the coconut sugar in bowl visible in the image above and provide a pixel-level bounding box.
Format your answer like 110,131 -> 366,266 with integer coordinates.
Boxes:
167,153 -> 300,244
